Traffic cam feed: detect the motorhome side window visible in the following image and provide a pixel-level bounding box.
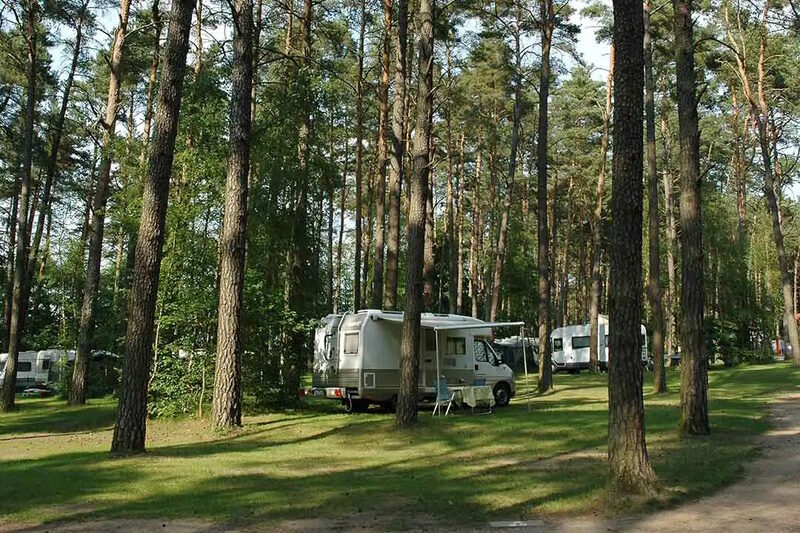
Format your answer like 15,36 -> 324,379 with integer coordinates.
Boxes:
474,341 -> 489,362
343,333 -> 359,355
572,336 -> 591,349
552,338 -> 563,351
446,337 -> 466,355
18,361 -> 32,372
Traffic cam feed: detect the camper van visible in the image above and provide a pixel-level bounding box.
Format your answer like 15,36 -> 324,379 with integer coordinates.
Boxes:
309,310 -> 517,412
0,349 -> 74,392
550,315 -> 648,373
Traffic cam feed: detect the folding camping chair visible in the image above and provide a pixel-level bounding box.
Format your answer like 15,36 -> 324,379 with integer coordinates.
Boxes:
432,376 -> 457,416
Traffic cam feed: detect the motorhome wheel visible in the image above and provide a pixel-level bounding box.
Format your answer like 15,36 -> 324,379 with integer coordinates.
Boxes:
493,382 -> 511,408
344,396 -> 369,414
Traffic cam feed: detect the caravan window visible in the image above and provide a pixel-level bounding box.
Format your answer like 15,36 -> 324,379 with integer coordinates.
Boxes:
572,336 -> 591,349
446,337 -> 466,355
18,361 -> 32,372
42,359 -> 50,370
474,341 -> 489,362
552,338 -> 563,352
343,333 -> 359,355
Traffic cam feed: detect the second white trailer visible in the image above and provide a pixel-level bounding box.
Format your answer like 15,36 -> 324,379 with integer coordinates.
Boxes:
550,315 -> 648,373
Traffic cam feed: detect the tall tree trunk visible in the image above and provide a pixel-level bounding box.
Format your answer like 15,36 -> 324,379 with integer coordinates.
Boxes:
212,0 -> 253,429
111,0 -> 194,454
445,43 -> 457,314
396,0 -> 432,428
489,10 -> 522,323
0,0 -> 37,412
537,0 -> 554,393
456,132 -> 465,314
608,0 -> 657,493
383,0 -> 406,311
353,0 -> 366,311
3,183 -> 18,353
334,135 -> 349,314
29,1 -> 87,288
372,0 -> 392,309
747,4 -> 800,366
140,0 -> 163,167
558,176 -> 573,327
675,0 -> 710,435
645,0 -> 666,394
470,149 -> 483,318
70,0 -> 133,406
661,100 -> 677,358
423,172 -> 435,309
590,46 -> 614,373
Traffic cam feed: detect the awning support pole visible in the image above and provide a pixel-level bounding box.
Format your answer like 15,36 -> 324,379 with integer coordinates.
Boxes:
435,329 -> 441,417
521,325 -> 531,412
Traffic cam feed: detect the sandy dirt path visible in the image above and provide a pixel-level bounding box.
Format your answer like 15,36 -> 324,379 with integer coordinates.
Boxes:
492,394 -> 800,533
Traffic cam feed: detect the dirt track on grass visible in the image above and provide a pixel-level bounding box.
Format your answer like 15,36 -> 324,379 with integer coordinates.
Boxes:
535,394 -> 800,533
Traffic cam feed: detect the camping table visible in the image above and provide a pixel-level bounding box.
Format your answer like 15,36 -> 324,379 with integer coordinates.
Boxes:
454,385 -> 495,414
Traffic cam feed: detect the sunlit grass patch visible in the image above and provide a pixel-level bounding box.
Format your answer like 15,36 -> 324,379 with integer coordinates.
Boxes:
0,363 -> 797,528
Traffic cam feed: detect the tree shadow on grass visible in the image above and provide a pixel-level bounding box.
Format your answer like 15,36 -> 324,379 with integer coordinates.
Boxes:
0,398 -> 117,437
1,368 -> 790,529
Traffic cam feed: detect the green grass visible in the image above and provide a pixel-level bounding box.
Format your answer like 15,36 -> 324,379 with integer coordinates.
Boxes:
1,364 -> 798,529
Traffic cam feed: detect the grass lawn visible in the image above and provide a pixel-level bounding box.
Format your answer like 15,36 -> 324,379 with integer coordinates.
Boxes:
1,363 -> 798,529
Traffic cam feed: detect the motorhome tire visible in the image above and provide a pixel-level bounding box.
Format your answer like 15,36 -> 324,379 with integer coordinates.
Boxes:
493,383 -> 511,408
344,397 -> 369,413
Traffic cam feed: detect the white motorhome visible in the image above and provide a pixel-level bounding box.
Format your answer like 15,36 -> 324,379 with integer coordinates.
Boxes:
309,310 -> 518,412
0,349 -> 74,391
550,315 -> 648,373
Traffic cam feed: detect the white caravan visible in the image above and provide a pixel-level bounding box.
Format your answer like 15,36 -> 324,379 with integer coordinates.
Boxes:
309,310 -> 519,412
550,315 -> 648,373
0,349 -> 75,391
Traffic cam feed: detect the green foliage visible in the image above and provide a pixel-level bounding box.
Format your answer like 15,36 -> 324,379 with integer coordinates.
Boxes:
147,353 -> 212,419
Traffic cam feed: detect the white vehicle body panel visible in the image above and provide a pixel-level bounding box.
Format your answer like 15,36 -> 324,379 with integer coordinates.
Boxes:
550,315 -> 648,371
312,310 -> 516,403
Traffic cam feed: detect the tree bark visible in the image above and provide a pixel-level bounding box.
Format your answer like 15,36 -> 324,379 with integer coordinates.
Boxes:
608,0 -> 657,493
372,0 -> 392,309
456,132 -> 465,314
383,0 -> 406,311
589,45 -> 614,373
397,0 -> 432,428
212,0 -> 253,429
423,172 -> 435,310
353,0 -> 366,311
29,2 -> 87,293
537,0 -> 554,393
470,149 -> 483,318
661,100 -> 677,358
140,0 -> 163,167
675,0 -> 710,435
489,7 -> 522,323
445,43 -> 457,314
70,0 -> 133,406
0,0 -> 37,412
111,0 -> 194,454
746,3 -> 800,366
645,0 -> 666,394
334,136 -> 349,315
